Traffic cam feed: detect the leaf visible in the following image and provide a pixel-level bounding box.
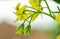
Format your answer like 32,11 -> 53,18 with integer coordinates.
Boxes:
16,23 -> 24,34
24,24 -> 31,35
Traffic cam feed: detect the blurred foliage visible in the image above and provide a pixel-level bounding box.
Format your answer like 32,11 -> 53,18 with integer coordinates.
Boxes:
53,0 -> 60,4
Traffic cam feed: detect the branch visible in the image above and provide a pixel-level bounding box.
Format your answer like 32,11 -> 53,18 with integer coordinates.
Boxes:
44,0 -> 52,15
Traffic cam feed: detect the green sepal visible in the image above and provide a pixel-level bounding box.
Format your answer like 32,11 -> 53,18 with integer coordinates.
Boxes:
24,24 -> 31,35
16,23 -> 24,34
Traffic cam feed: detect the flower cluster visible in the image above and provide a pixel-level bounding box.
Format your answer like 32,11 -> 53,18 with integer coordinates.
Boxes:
14,0 -> 42,35
14,0 -> 60,38
14,2 -> 30,22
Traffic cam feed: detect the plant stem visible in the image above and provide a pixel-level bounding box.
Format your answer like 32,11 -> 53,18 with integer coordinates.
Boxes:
42,12 -> 55,20
52,12 -> 60,13
44,0 -> 51,15
44,0 -> 56,20
23,13 -> 35,23
29,16 -> 32,24
25,10 -> 55,20
57,6 -> 60,11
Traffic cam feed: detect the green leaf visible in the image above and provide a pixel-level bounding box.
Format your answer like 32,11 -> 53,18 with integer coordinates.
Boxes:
53,0 -> 60,4
16,23 -> 24,34
24,24 -> 31,35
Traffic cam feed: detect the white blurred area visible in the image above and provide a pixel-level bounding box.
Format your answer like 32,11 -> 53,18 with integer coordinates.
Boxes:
0,0 -> 59,30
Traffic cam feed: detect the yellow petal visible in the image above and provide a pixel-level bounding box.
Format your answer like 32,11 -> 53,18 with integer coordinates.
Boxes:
14,15 -> 22,22
15,10 -> 20,16
35,1 -> 40,6
30,0 -> 39,6
15,5 -> 26,16
19,5 -> 26,15
32,13 -> 39,21
29,0 -> 42,12
33,6 -> 42,12
56,34 -> 60,39
56,13 -> 60,23
16,2 -> 20,10
23,13 -> 30,19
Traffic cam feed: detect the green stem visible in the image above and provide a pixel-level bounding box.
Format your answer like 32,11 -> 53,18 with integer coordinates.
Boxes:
43,12 -> 55,20
24,19 -> 30,22
44,0 -> 56,20
44,0 -> 51,15
52,11 -> 60,13
23,13 -> 35,23
25,10 -> 41,13
25,10 -> 55,20
29,16 -> 32,24
57,6 -> 60,11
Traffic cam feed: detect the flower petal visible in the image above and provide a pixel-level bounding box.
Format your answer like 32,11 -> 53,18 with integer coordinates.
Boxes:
56,13 -> 60,23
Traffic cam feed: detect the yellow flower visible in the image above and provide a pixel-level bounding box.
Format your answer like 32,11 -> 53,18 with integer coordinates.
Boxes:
15,10 -> 20,16
14,13 -> 31,22
23,13 -> 30,19
19,5 -> 26,15
15,2 -> 40,22
32,13 -> 39,21
29,0 -> 42,12
15,2 -> 26,16
56,34 -> 60,39
14,2 -> 30,22
16,2 -> 20,10
29,0 -> 41,21
15,5 -> 26,16
56,13 -> 60,23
